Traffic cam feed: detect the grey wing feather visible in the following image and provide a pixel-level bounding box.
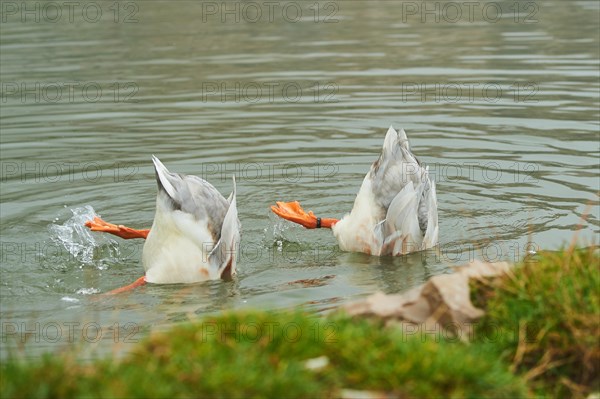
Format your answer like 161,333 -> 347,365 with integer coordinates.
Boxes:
209,175 -> 240,276
152,155 -> 229,240
369,127 -> 433,233
421,180 -> 438,248
379,181 -> 422,254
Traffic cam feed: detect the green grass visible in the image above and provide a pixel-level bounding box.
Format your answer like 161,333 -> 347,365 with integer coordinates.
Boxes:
1,311 -> 527,398
471,246 -> 599,398
1,247 -> 597,398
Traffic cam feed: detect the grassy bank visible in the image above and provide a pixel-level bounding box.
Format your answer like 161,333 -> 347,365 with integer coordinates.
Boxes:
472,246 -> 599,397
2,247 -> 598,398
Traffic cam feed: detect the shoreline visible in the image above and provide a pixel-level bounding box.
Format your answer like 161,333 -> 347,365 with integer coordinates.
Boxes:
2,246 -> 598,398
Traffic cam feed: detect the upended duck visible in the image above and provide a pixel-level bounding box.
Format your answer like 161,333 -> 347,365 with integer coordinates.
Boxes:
87,126 -> 436,291
271,126 -> 438,256
85,156 -> 240,292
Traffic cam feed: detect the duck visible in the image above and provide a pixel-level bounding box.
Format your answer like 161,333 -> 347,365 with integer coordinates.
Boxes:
85,156 -> 240,291
271,126 -> 438,256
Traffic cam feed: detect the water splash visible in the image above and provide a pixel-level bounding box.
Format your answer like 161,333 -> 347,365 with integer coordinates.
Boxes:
273,218 -> 290,240
76,288 -> 101,295
48,205 -> 120,267
263,213 -> 294,252
61,296 -> 80,303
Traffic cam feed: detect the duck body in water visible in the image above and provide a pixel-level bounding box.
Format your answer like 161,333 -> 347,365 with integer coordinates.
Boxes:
86,156 -> 240,290
272,126 -> 438,256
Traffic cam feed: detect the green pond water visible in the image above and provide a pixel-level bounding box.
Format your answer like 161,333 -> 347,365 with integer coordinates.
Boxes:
1,1 -> 598,358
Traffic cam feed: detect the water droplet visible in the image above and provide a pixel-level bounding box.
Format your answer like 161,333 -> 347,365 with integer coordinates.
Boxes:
61,296 -> 79,303
76,287 -> 100,295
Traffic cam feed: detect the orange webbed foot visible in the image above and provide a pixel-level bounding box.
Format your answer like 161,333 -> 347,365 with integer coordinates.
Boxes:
85,216 -> 120,233
85,216 -> 149,239
271,201 -> 338,229
271,201 -> 318,229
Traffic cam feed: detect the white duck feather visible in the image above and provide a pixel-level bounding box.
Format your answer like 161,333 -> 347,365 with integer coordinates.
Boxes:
332,126 -> 438,255
142,156 -> 240,283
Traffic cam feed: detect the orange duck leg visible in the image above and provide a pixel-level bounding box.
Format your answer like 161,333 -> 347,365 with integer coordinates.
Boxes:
85,216 -> 149,294
271,201 -> 338,229
85,216 -> 150,239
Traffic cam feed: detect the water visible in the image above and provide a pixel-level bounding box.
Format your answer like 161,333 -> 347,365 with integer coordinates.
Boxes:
1,1 -> 598,358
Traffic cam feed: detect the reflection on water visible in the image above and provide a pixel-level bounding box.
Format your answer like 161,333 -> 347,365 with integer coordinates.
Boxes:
1,1 -> 598,358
